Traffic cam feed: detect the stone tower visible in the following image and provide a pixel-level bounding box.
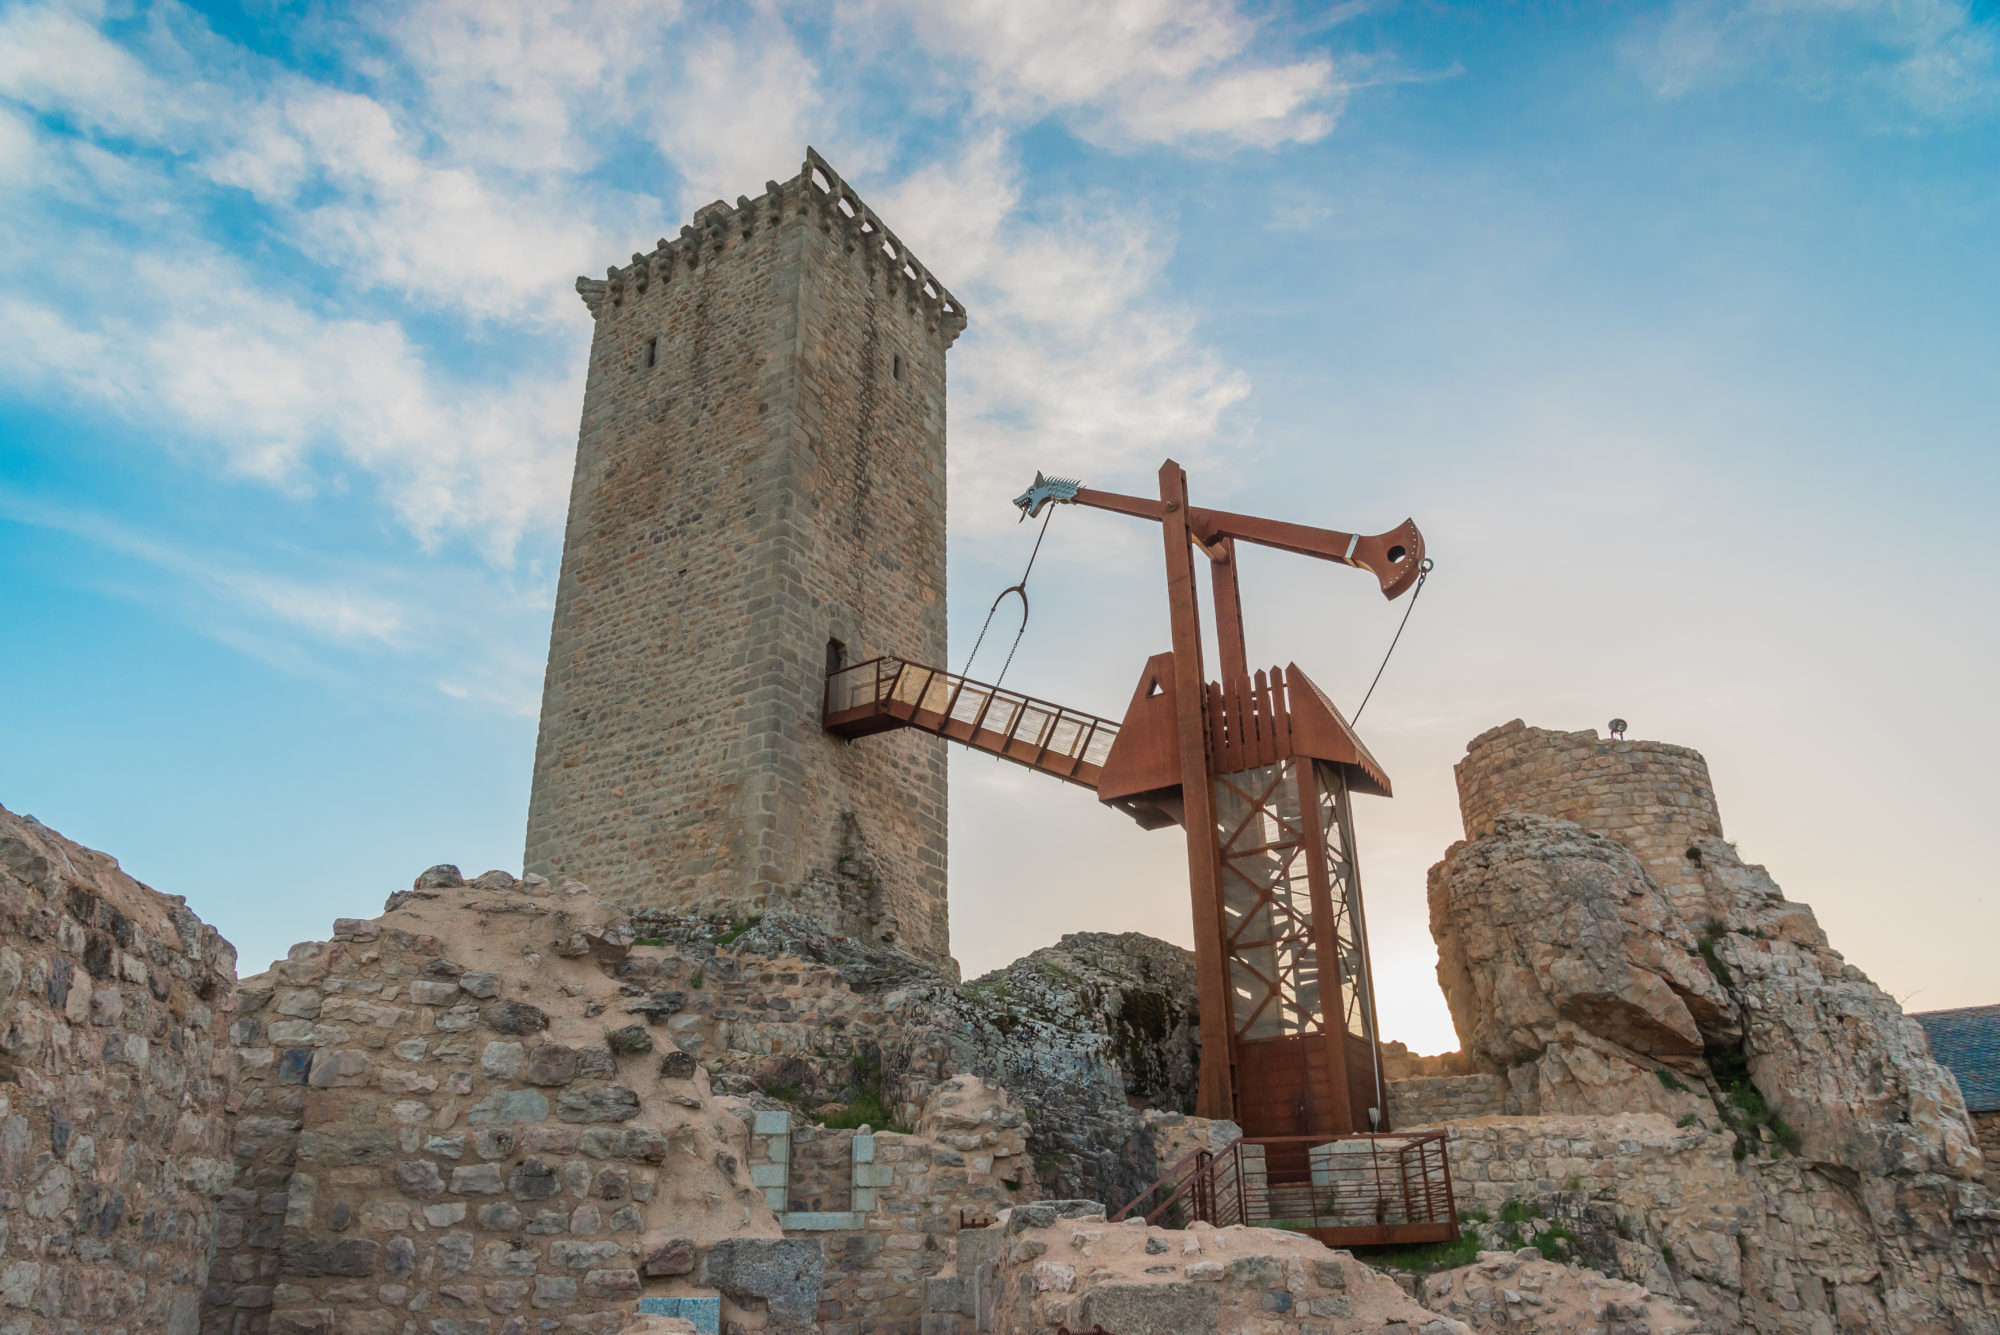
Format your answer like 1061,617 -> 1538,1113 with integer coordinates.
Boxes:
526,149 -> 965,969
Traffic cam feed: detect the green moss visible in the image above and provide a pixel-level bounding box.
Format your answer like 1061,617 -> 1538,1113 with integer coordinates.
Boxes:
716,915 -> 763,947
1655,1068 -> 1692,1094
632,936 -> 668,947
1661,1245 -> 1677,1269
1533,1226 -> 1576,1261
1708,1044 -> 1797,1158
1676,1112 -> 1701,1129
1696,919 -> 1733,986
1499,1198 -> 1540,1224
689,969 -> 704,989
1354,1228 -> 1482,1274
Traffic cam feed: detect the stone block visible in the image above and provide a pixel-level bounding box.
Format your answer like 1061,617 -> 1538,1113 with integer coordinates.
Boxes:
701,1237 -> 824,1324
556,1084 -> 641,1123
482,1000 -> 548,1035
278,1239 -> 380,1279
642,1236 -> 697,1276
1072,1282 -> 1220,1335
466,1090 -> 549,1124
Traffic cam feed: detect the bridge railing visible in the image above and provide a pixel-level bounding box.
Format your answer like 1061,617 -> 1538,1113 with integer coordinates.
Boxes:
825,657 -> 1118,777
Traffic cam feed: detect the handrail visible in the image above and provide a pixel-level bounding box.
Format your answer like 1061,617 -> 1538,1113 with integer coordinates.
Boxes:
1112,1132 -> 1456,1239
823,656 -> 1119,782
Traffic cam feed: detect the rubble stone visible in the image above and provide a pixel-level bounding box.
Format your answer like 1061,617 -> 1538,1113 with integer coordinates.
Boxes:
926,1208 -> 1468,1335
0,805 -> 237,1335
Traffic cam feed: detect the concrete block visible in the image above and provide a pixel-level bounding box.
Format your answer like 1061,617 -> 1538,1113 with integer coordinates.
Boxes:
638,1295 -> 721,1335
750,1163 -> 787,1187
753,1110 -> 793,1136
777,1211 -> 864,1231
851,1135 -> 875,1163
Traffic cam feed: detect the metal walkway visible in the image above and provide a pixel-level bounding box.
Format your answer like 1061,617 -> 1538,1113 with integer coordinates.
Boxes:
823,657 -> 1118,789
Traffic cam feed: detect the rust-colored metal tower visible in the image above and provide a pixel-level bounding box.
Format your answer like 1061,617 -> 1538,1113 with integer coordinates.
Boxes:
825,458 -> 1425,1141
1050,461 -> 1421,1137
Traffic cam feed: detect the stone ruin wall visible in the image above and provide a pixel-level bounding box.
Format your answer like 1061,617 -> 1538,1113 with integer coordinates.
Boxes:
528,152 -> 959,970
0,806 -> 237,1335
203,872 -> 822,1335
1455,718 -> 1722,904
1382,1073 -> 1502,1127
736,1079 -> 1032,1335
1977,1113 -> 2000,1196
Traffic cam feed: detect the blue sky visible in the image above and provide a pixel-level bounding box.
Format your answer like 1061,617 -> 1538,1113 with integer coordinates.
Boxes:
2,0 -> 1994,1052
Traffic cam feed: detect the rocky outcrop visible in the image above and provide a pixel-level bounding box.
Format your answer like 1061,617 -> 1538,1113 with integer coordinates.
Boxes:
956,933 -> 1200,1116
0,805 -> 238,1335
1429,814 -> 1732,1120
1426,723 -> 2000,1334
923,1200 -> 1466,1335
613,912 -> 1197,1210
1418,1249 -> 1709,1333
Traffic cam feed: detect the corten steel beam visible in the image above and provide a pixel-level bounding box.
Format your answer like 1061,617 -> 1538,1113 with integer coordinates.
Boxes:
1158,460 -> 1238,1122
1070,488 -> 1426,601
1210,535 -> 1249,688
1294,759 -> 1354,1133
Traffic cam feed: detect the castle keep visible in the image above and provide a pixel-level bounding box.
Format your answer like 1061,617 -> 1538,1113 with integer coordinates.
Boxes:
525,150 -> 965,968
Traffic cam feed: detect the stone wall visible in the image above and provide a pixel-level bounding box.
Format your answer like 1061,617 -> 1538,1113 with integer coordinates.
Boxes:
1384,1074 -> 1502,1127
0,805 -> 237,1335
526,149 -> 962,970
204,869 -> 817,1335
1977,1112 -> 2000,1196
1455,720 -> 1722,903
739,1078 -> 1034,1335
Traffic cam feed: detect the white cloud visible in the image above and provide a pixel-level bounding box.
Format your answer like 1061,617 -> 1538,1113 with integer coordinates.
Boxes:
385,0 -> 686,173
0,0 -> 1299,591
648,22 -> 829,215
0,493 -> 411,647
1631,0 -> 1999,117
874,137 -> 1249,543
878,0 -> 1344,147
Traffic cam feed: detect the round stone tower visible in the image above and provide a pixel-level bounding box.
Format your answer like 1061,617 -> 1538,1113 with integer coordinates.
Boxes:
1454,719 -> 1722,903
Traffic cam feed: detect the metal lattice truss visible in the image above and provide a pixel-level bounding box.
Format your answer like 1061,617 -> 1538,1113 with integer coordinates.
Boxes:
1213,759 -> 1376,1045
1312,760 -> 1374,1041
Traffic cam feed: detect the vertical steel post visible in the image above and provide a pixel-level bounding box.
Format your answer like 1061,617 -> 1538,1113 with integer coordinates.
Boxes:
1159,460 -> 1234,1122
1293,760 -> 1356,1134
1209,535 -> 1249,687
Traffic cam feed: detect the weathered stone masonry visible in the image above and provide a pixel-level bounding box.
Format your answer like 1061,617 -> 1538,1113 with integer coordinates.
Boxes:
526,150 -> 966,972
0,805 -> 237,1335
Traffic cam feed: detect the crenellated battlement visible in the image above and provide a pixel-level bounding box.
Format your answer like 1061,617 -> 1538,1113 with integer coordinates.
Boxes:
576,147 -> 969,347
